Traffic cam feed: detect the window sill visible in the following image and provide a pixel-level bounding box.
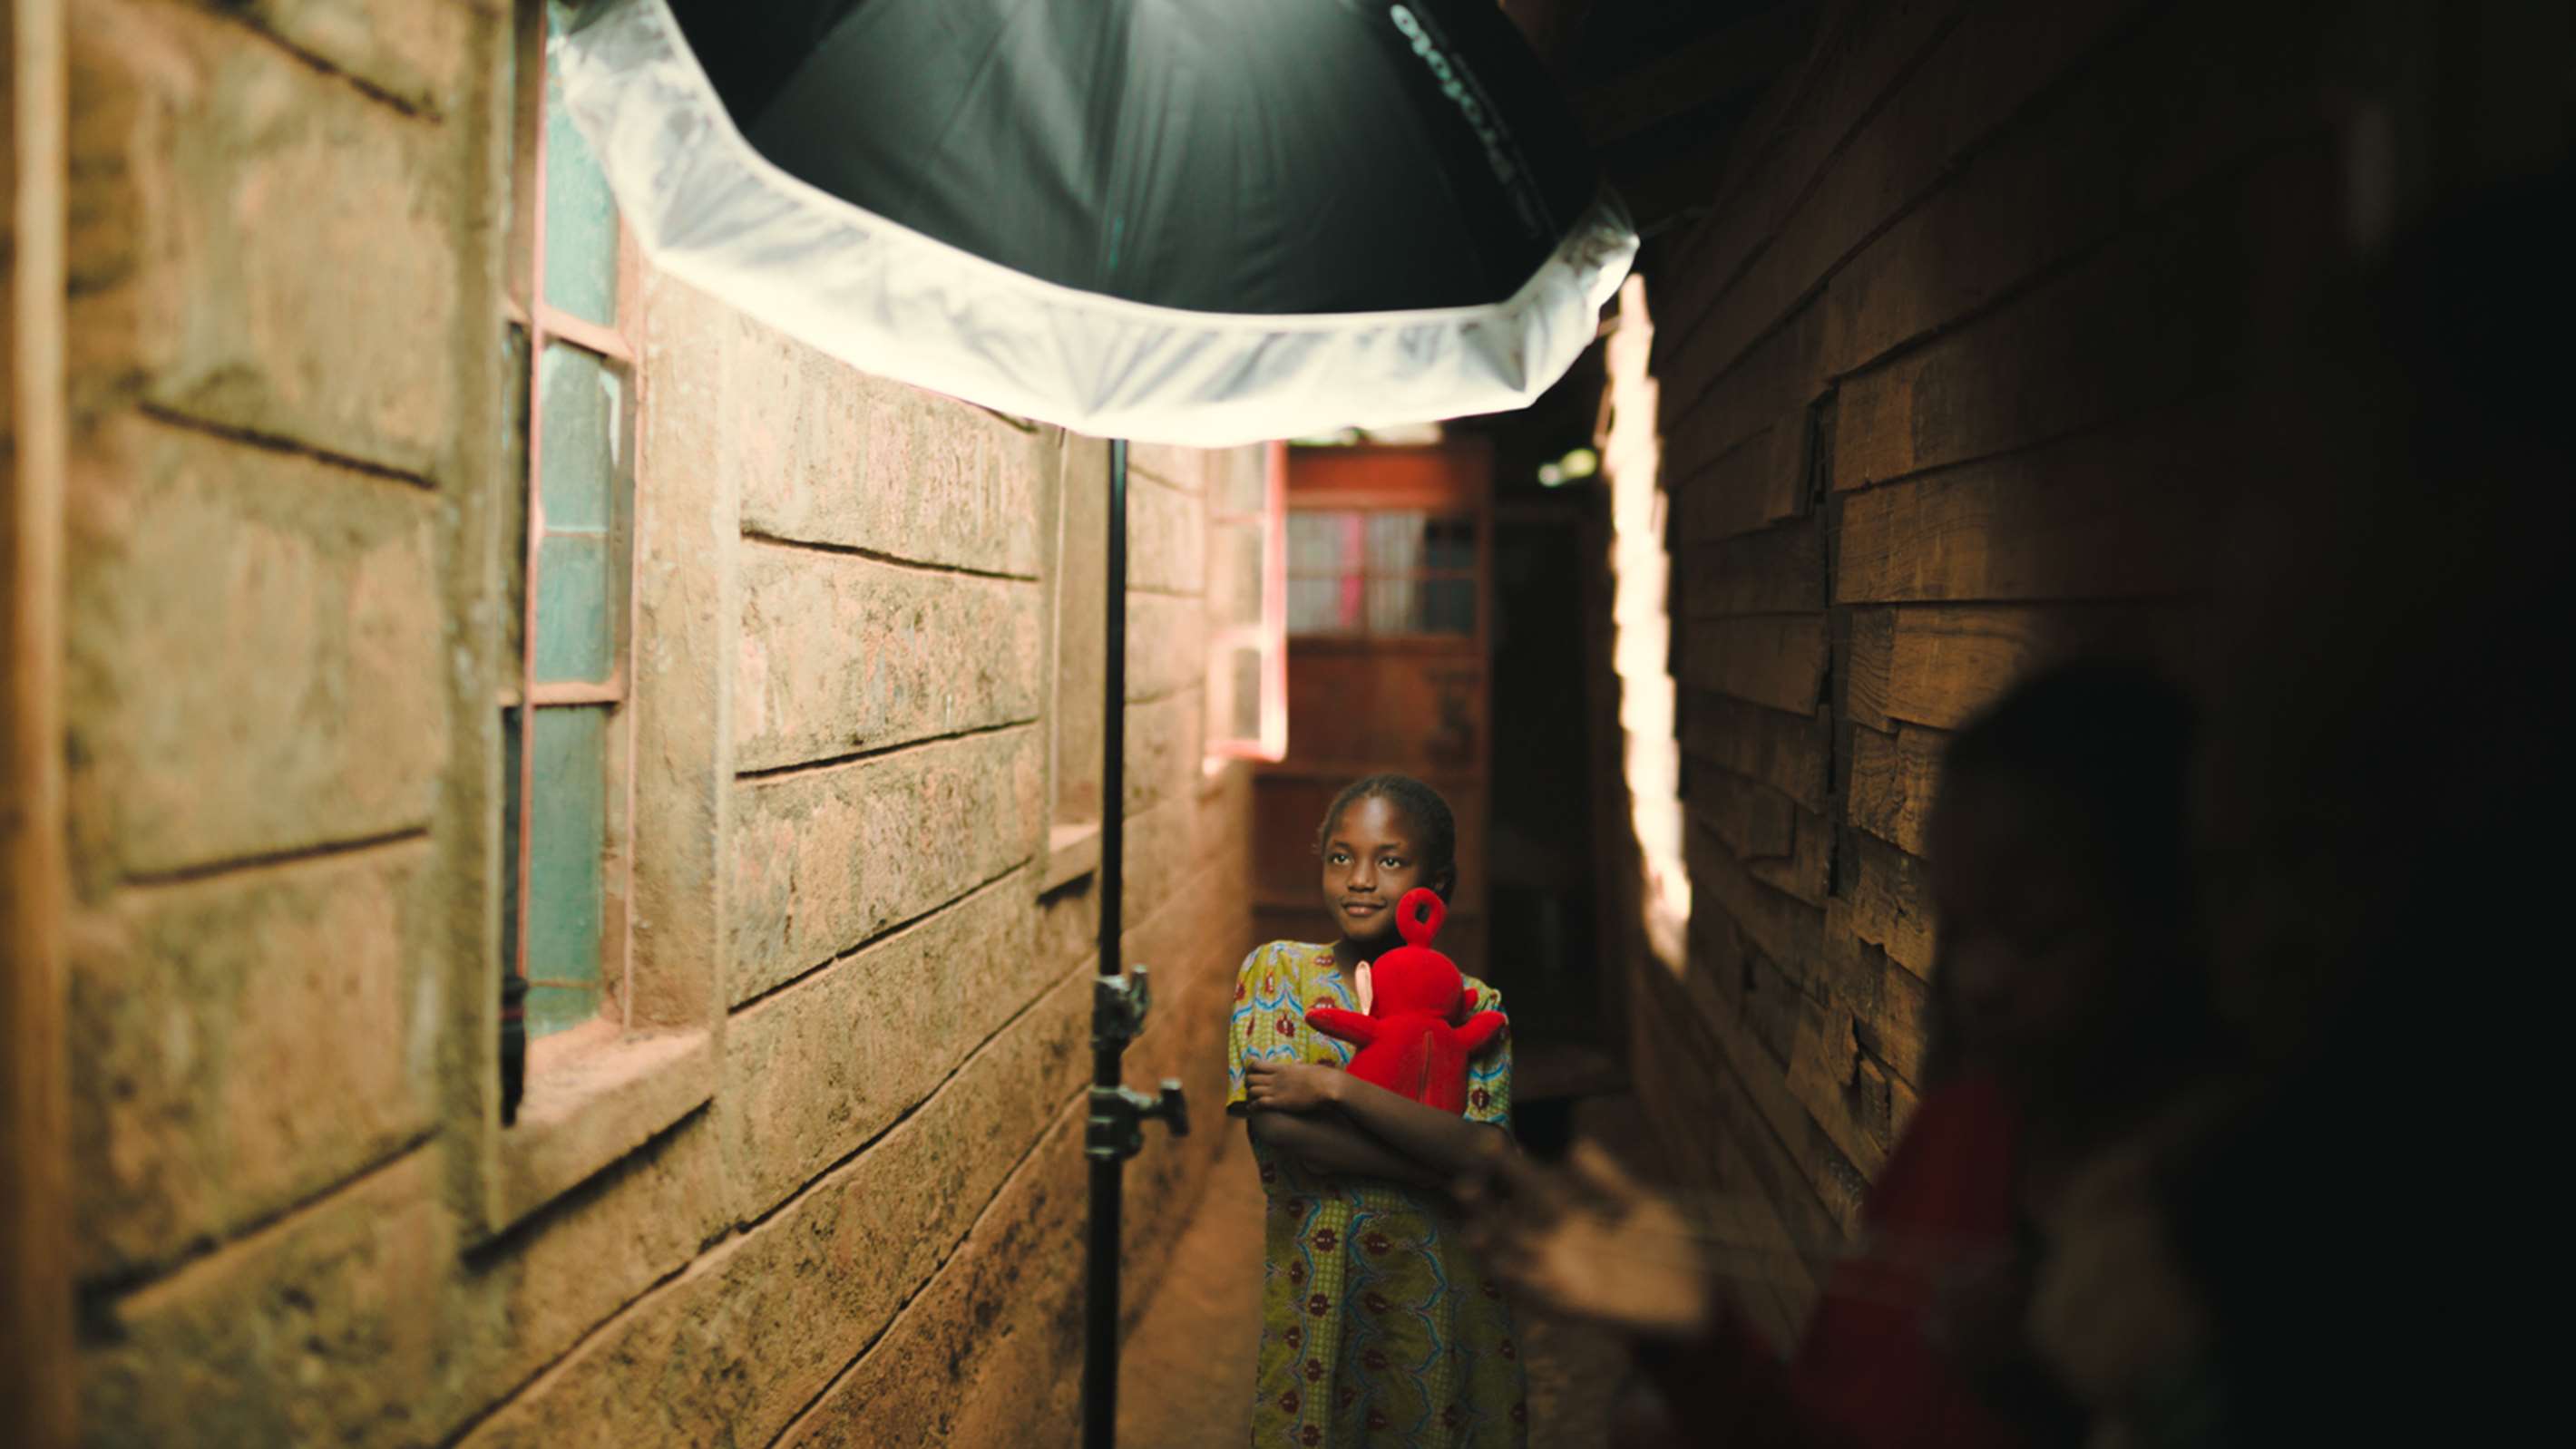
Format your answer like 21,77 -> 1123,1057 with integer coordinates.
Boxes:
1043,820 -> 1103,893
495,1024 -> 713,1233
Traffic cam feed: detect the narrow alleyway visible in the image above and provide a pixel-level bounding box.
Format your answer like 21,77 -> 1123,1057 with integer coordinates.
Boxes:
1119,1105 -> 1635,1449
1116,1131 -> 1265,1448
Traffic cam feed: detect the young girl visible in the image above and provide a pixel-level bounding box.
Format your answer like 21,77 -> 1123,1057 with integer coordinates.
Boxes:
1227,773 -> 1527,1448
1454,662 -> 2220,1449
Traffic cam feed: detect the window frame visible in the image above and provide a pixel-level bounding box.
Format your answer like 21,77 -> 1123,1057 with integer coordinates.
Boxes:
465,2 -> 715,1243
502,0 -> 646,1055
1283,503 -> 1486,647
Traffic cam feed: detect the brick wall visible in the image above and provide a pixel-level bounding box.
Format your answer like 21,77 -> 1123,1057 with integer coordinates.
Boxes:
57,3 -> 1251,1443
1626,0 -> 2426,1348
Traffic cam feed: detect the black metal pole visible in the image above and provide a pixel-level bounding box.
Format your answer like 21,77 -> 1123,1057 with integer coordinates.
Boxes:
1082,439 -> 1130,1449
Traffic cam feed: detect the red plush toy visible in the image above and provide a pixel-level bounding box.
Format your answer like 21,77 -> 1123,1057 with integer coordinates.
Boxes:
1306,888 -> 1508,1114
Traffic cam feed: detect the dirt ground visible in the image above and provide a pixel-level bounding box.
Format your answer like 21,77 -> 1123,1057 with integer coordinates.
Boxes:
1117,1104 -> 1639,1448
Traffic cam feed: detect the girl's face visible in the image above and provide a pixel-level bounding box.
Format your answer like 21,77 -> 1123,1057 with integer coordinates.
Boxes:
1321,794 -> 1436,947
1927,774 -> 2130,1089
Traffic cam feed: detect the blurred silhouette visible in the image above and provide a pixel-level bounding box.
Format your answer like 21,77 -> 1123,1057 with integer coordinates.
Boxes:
2034,161 -> 2573,1449
1461,663 -> 2215,1448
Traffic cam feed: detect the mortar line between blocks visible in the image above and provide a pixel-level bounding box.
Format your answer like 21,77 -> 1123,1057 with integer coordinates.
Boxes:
200,6 -> 441,121
762,1092 -> 1090,1449
725,862 -> 1032,1016
432,967 -> 1096,1448
118,824 -> 432,890
733,716 -> 1039,783
134,404 -> 438,491
78,1132 -> 438,1309
739,527 -> 1039,583
727,956 -> 1099,1240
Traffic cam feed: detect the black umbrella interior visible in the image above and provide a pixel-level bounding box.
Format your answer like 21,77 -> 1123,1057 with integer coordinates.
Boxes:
551,5 -> 1629,1444
663,0 -> 1601,313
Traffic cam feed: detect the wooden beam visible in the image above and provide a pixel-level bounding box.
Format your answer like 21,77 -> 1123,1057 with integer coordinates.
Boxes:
1676,612 -> 1827,715
1845,722 -> 1945,855
2,1 -> 74,1443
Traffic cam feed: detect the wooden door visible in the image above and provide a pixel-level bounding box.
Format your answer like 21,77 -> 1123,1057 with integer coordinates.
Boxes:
1251,441 -> 1493,980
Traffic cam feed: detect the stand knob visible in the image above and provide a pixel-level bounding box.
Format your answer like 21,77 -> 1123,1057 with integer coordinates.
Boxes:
1087,1079 -> 1189,1161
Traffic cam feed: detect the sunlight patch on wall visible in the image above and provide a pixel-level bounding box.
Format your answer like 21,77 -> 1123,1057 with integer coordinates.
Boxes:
1599,275 -> 1691,976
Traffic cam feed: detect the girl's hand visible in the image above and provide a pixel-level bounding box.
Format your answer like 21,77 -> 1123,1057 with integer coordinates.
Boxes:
1244,1058 -> 1345,1113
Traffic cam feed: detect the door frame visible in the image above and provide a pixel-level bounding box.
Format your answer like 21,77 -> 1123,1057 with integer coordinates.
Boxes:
1254,438 -> 1496,971
3,2 -> 76,1442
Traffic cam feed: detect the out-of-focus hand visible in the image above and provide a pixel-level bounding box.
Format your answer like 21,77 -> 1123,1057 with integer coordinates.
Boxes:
1922,1241 -> 2034,1376
1243,1058 -> 1344,1113
2029,1133 -> 2214,1411
1458,1139 -> 1715,1339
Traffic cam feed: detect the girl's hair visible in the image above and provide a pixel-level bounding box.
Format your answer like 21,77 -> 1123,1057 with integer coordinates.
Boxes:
1920,659 -> 2207,1088
1313,773 -> 1459,898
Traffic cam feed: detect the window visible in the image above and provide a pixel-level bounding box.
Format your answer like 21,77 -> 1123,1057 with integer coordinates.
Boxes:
1206,443 -> 1287,760
1285,507 -> 1479,637
500,2 -> 641,1113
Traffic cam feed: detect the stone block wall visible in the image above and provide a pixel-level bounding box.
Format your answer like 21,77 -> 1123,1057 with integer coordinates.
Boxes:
56,3 -> 1254,1443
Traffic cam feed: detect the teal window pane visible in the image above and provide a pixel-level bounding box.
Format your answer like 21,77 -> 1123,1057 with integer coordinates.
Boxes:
1425,517 -> 1478,570
523,705 -> 608,1037
523,982 -> 601,1037
1212,520 -> 1263,629
1362,579 -> 1475,636
536,343 -> 620,530
501,325 -> 532,666
1287,578 -> 1339,635
534,530 -> 613,682
1217,450 -> 1265,516
1423,578 -> 1476,634
1365,511 -> 1428,573
532,341 -> 623,684
1364,578 -> 1416,634
1287,511 -> 1352,575
499,706 -> 522,983
541,61 -> 619,326
1227,645 -> 1262,739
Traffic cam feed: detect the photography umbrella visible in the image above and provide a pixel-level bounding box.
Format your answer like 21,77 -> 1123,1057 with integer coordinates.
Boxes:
551,5 -> 1626,1443
551,0 -> 1634,447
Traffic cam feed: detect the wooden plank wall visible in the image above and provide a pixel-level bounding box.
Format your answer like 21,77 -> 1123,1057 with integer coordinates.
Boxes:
1629,0 -> 2394,1343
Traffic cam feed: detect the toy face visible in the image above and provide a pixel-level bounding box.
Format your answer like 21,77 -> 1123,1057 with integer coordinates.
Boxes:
1368,950 -> 1461,1014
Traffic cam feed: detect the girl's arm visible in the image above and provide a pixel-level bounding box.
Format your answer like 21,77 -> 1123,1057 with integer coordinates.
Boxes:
1246,1113 -> 1444,1188
1323,1070 -> 1509,1178
1244,1058 -> 1508,1178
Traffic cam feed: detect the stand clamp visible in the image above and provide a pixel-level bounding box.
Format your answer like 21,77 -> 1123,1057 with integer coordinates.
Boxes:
1093,964 -> 1152,1046
1088,965 -> 1189,1160
1088,1080 -> 1189,1161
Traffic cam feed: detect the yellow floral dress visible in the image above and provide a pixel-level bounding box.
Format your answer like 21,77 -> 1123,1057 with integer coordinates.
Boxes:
1226,940 -> 1527,1448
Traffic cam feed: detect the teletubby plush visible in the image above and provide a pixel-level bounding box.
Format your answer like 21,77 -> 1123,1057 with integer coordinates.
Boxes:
1306,888 -> 1508,1114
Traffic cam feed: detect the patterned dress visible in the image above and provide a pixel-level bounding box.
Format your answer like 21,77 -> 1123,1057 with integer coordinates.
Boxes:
1227,940 -> 1527,1448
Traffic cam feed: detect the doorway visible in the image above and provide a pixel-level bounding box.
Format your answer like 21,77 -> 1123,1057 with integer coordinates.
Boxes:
1251,440 -> 1494,978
